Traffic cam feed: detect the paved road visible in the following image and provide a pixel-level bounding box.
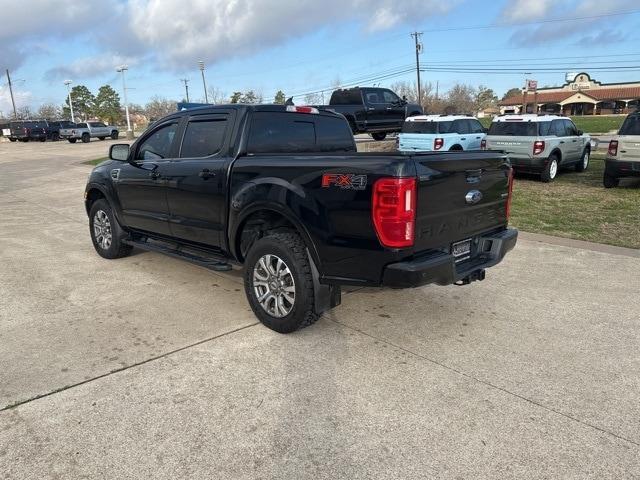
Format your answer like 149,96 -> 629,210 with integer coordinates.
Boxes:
1,140 -> 639,479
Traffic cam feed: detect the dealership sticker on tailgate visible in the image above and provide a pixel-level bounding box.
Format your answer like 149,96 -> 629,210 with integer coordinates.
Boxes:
452,238 -> 472,262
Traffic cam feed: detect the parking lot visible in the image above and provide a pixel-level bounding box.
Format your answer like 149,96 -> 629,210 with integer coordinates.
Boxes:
1,140 -> 639,478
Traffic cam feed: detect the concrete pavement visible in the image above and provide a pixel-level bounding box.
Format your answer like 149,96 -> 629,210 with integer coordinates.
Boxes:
0,140 -> 639,479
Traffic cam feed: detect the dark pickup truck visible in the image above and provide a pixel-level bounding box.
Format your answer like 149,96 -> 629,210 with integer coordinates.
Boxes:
85,104 -> 517,333
321,87 -> 423,140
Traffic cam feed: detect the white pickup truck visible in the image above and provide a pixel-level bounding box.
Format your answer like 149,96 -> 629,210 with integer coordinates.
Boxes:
59,121 -> 119,143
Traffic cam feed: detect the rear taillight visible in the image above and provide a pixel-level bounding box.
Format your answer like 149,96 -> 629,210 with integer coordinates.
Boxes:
372,177 -> 416,248
434,138 -> 444,150
480,139 -> 487,150
533,140 -> 545,155
506,168 -> 514,221
608,140 -> 618,156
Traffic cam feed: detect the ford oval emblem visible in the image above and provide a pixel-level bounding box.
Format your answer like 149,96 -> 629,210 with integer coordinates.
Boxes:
465,190 -> 483,205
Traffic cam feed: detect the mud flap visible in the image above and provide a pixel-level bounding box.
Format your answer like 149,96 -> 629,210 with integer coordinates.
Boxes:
307,250 -> 341,315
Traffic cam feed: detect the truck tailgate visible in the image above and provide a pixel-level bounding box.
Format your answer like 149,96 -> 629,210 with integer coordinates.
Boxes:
411,151 -> 510,253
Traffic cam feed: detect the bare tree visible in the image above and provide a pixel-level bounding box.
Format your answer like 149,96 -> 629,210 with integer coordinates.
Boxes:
207,87 -> 228,104
36,103 -> 61,120
15,106 -> 33,120
444,83 -> 477,114
145,96 -> 178,121
303,92 -> 323,105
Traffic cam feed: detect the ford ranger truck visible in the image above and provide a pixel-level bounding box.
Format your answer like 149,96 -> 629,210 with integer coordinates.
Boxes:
320,87 -> 423,141
398,115 -> 486,152
604,110 -> 640,188
483,114 -> 590,182
84,104 -> 517,333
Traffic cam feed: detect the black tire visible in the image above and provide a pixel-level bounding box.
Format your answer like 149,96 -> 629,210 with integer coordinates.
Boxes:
449,144 -> 463,151
81,133 -> 90,143
89,199 -> 132,259
9,138 -> 16,142
68,138 -> 77,143
20,138 -> 29,142
371,132 -> 387,141
98,137 -> 106,141
575,148 -> 590,172
541,154 -> 559,183
603,174 -> 619,188
39,137 -> 46,142
52,132 -> 60,141
243,231 -> 319,333
111,131 -> 119,140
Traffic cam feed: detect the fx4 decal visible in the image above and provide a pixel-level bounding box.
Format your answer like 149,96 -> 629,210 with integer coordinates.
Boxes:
321,173 -> 367,190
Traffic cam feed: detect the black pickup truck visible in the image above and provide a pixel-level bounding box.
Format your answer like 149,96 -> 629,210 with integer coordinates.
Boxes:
321,87 -> 423,140
85,104 -> 517,333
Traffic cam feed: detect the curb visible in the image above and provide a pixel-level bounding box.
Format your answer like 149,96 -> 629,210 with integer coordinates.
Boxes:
519,231 -> 640,258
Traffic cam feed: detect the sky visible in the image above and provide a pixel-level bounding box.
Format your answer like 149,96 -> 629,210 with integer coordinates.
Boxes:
1,0 -> 640,115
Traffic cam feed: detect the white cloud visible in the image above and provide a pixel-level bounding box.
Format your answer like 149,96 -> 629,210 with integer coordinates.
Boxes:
126,0 -> 458,68
45,54 -> 140,81
500,0 -> 555,23
0,87 -> 32,117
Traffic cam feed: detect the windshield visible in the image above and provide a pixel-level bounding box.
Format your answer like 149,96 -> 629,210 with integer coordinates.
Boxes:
402,121 -> 452,134
488,121 -> 539,136
619,115 -> 640,135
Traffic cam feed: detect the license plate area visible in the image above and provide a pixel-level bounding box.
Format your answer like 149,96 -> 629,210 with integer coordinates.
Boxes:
451,238 -> 472,262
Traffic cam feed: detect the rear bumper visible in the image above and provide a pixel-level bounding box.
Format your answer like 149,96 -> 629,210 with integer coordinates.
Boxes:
382,228 -> 518,288
605,159 -> 640,178
507,154 -> 546,171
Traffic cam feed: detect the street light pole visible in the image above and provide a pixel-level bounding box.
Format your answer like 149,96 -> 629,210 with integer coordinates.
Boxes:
64,80 -> 75,123
117,65 -> 133,139
198,61 -> 209,103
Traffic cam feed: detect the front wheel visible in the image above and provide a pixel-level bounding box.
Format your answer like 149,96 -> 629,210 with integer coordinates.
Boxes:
541,155 -> 559,182
244,231 -> 319,333
575,149 -> 590,172
111,131 -> 119,140
81,133 -> 90,143
371,132 -> 387,141
603,174 -> 619,188
9,138 -> 16,142
89,199 -> 132,259
39,137 -> 46,142
98,137 -> 106,141
68,138 -> 77,143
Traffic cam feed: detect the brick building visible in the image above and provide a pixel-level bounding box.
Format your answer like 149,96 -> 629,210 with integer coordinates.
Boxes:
499,72 -> 640,116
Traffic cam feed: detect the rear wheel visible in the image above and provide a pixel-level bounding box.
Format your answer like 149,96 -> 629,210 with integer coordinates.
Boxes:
51,132 -> 60,141
371,132 -> 387,141
68,138 -> 77,143
244,231 -> 318,333
541,155 -> 559,182
9,138 -> 16,142
603,174 -> 619,188
39,137 -> 46,142
89,199 -> 132,259
449,144 -> 463,151
81,133 -> 90,143
575,149 -> 590,172
98,136 -> 106,141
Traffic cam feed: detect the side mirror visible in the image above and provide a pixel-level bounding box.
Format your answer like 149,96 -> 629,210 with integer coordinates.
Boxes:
109,144 -> 130,162
577,129 -> 583,136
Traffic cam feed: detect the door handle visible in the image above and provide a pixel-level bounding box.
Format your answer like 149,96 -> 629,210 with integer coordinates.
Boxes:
559,141 -> 565,144
460,137 -> 466,140
386,107 -> 393,110
199,169 -> 215,179
367,107 -> 375,111
149,170 -> 161,179
572,139 -> 577,142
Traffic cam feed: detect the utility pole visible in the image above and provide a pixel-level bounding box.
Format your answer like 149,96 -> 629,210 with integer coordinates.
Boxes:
198,61 -> 209,103
410,32 -> 423,106
117,65 -> 133,139
64,80 -> 75,123
6,69 -> 17,119
181,78 -> 190,102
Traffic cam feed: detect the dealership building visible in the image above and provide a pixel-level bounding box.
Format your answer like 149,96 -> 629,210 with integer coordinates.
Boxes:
499,72 -> 640,116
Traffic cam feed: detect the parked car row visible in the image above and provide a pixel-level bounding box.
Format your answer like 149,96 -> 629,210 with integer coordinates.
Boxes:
3,120 -> 119,143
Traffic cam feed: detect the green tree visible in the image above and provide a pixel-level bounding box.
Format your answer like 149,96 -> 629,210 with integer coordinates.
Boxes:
502,87 -> 522,100
274,90 -> 286,104
93,85 -> 121,124
475,85 -> 498,111
63,85 -> 94,121
230,92 -> 242,103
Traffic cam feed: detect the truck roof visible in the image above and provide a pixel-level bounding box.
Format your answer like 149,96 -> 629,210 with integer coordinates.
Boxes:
405,115 -> 474,122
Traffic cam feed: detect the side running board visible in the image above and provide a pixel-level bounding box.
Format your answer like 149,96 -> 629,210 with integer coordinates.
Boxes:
123,238 -> 233,272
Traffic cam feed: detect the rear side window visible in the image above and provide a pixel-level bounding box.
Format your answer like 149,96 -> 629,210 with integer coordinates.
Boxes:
488,122 -> 538,136
248,112 -> 315,153
451,120 -> 470,134
315,116 -> 356,152
620,115 -> 640,135
402,121 -> 450,134
180,118 -> 228,158
330,89 -> 361,105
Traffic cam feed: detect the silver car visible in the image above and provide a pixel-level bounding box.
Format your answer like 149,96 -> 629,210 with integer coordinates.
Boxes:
604,110 -> 640,188
483,114 -> 591,182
